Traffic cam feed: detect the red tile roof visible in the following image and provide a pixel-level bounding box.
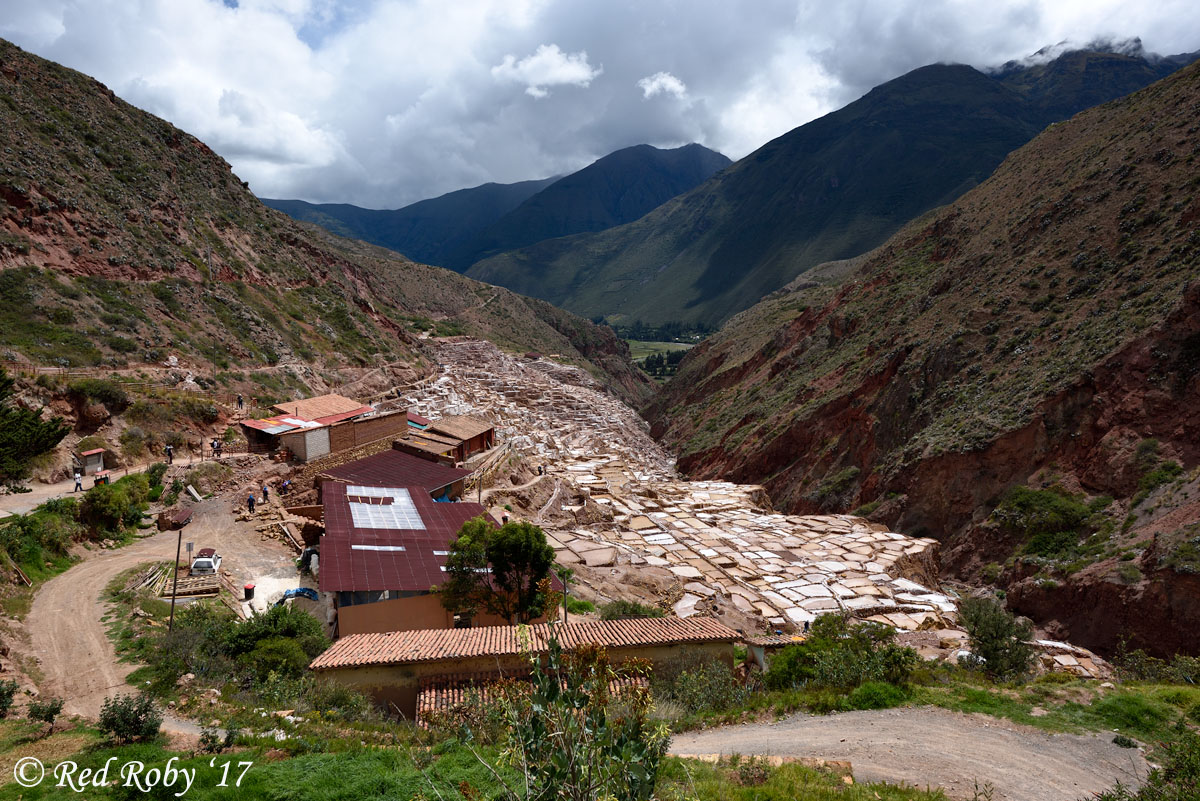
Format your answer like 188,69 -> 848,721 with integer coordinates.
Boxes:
319,449 -> 470,495
310,617 -> 740,670
318,482 -> 490,593
416,671 -> 648,727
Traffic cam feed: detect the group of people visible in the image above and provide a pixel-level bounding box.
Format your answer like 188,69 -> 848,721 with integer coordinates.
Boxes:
245,479 -> 293,513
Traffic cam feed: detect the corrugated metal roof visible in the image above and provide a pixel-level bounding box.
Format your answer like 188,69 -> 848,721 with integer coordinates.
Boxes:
318,482 -> 490,593
319,449 -> 470,494
273,393 -> 367,421
428,415 -> 493,441
314,405 -> 376,425
80,448 -> 105,456
310,617 -> 740,670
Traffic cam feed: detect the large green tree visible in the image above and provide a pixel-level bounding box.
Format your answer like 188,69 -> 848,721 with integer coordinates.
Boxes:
439,517 -> 556,624
0,369 -> 69,485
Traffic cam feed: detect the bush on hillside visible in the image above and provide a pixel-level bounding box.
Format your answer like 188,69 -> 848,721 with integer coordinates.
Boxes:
67,378 -> 129,412
0,680 -> 18,718
764,613 -> 918,691
99,693 -> 162,744
599,599 -> 665,620
958,596 -> 1033,680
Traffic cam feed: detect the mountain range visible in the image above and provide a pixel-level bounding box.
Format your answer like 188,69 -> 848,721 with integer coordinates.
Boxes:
644,58 -> 1200,656
263,142 -> 730,272
0,38 -> 650,405
467,46 -> 1199,328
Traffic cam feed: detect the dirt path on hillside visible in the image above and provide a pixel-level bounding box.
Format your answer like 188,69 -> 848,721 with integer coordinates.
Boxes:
668,706 -> 1147,801
26,497 -> 298,732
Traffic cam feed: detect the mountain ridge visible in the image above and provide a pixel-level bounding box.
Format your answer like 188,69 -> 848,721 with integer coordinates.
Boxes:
0,37 -> 651,406
643,58 -> 1200,656
467,47 -> 1199,329
264,142 -> 730,272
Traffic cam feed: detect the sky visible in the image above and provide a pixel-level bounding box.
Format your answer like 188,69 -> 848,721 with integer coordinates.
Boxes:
2,0 -> 1199,209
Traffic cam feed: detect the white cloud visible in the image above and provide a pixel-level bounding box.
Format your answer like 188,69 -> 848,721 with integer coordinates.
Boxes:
1,0 -> 1197,207
637,71 -> 687,99
491,43 -> 602,98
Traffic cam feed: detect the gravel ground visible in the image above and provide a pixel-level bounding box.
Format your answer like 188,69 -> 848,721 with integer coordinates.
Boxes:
668,705 -> 1147,801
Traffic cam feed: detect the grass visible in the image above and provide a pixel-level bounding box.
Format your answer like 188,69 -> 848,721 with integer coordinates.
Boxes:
0,717 -> 950,801
624,339 -> 694,360
912,674 -> 1193,745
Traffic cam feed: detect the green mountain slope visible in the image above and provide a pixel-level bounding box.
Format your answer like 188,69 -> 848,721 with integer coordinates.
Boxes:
261,176 -> 558,268
443,143 -> 730,270
0,38 -> 650,405
467,48 -> 1198,329
644,61 -> 1200,655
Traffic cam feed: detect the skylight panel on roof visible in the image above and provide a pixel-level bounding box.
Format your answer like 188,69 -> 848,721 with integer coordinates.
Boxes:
346,486 -> 426,530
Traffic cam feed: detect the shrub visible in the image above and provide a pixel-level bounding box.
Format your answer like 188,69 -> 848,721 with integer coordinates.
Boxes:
78,475 -> 148,534
67,378 -> 129,412
846,681 -> 908,710
27,696 -> 64,733
958,597 -> 1033,680
0,679 -> 18,718
98,693 -> 162,744
764,614 -> 918,691
599,599 -> 665,620
198,725 -> 222,754
146,462 -> 168,488
1113,733 -> 1139,749
240,636 -> 311,681
1118,564 -> 1143,584
993,484 -> 1089,546
653,657 -> 747,715
565,597 -> 595,615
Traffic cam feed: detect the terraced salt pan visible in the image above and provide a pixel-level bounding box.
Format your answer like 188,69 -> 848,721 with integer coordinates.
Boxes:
402,340 -> 947,632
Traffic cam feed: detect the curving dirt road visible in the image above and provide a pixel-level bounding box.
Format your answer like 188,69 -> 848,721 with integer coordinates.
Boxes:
26,496 -> 299,732
669,706 -> 1147,801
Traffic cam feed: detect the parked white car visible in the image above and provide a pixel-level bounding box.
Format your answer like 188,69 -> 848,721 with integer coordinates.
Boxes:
189,548 -> 222,575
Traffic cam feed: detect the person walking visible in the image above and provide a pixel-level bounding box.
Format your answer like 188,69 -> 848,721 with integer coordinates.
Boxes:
164,443 -> 174,464
262,484 -> 269,504
237,393 -> 244,411
73,471 -> 82,492
247,493 -> 255,514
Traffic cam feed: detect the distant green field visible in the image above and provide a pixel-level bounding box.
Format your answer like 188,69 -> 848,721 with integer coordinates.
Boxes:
625,340 -> 693,361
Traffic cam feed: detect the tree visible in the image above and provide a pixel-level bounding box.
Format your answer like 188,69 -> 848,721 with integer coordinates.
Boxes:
440,517 -> 556,624
27,696 -> 64,736
959,596 -> 1034,679
0,369 -> 69,485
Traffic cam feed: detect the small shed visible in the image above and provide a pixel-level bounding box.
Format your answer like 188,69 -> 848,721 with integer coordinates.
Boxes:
426,416 -> 495,462
80,448 -> 105,475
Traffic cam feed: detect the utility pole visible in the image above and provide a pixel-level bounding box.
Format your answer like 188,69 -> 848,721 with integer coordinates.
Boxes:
168,528 -> 183,632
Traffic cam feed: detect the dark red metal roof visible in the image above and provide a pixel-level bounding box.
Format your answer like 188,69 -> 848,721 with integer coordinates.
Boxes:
318,448 -> 470,494
318,483 -> 491,593
408,410 -> 431,427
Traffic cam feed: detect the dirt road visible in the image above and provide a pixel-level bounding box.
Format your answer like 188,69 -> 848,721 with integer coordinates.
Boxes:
26,496 -> 299,732
669,706 -> 1147,801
